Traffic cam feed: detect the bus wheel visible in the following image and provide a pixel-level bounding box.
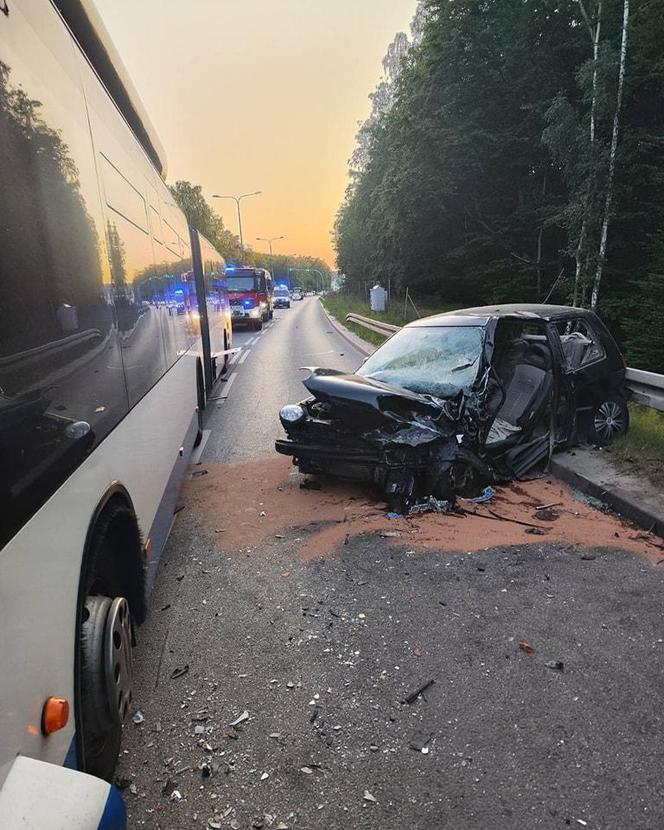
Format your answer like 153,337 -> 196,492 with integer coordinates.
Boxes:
80,595 -> 133,781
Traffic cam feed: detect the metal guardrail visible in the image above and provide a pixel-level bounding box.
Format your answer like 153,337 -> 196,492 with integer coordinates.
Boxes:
345,312 -> 399,337
346,312 -> 664,412
625,368 -> 664,412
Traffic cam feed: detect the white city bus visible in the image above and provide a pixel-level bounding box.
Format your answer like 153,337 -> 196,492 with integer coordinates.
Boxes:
0,1 -> 228,823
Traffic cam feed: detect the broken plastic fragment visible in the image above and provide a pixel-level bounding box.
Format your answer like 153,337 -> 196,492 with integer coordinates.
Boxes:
228,710 -> 250,727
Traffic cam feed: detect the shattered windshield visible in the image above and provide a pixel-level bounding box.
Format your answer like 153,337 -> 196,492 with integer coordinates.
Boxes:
357,325 -> 485,397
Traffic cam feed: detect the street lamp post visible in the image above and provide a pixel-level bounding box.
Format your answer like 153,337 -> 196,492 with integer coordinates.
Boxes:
256,235 -> 285,257
289,267 -> 326,293
212,191 -> 262,255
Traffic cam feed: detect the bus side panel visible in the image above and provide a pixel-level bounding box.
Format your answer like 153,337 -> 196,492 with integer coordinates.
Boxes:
0,348 -> 198,775
0,1 -> 200,777
0,1 -> 131,551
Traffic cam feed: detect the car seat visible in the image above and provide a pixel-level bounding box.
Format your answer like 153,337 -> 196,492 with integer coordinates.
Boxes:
486,342 -> 553,448
560,331 -> 592,370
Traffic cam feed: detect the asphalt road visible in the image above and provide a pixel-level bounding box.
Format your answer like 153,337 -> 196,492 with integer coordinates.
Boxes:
118,298 -> 664,830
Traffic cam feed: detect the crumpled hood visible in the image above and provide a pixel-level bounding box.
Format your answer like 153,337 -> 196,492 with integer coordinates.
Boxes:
303,368 -> 451,416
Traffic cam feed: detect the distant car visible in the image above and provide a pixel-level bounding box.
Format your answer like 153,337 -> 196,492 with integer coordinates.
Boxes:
291,290 -> 303,301
276,304 -> 629,512
273,286 -> 291,309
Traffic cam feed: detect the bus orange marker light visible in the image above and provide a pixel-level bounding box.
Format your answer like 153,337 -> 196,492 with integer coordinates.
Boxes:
144,538 -> 152,557
42,697 -> 69,735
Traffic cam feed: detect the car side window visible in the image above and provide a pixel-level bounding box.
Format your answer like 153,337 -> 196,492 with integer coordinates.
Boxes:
555,318 -> 605,370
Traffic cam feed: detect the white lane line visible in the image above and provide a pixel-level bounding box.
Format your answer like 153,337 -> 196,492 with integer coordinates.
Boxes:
190,429 -> 211,464
246,337 -> 257,346
218,372 -> 237,399
238,349 -> 251,365
228,351 -> 240,365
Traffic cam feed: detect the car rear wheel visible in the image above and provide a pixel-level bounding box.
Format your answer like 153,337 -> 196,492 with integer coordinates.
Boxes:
253,319 -> 263,331
590,397 -> 629,445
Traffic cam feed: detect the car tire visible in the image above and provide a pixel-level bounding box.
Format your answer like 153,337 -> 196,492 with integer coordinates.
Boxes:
287,302 -> 290,308
78,505 -> 138,781
268,309 -> 274,320
589,397 -> 629,445
253,319 -> 263,331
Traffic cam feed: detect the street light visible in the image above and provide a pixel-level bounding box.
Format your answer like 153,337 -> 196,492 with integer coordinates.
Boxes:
212,191 -> 262,255
289,267 -> 327,293
256,235 -> 285,256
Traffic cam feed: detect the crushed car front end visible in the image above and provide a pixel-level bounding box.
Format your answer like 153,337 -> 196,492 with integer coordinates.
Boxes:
276,321 -> 496,511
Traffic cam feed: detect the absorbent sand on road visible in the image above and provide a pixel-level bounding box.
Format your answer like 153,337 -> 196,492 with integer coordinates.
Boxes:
185,454 -> 664,563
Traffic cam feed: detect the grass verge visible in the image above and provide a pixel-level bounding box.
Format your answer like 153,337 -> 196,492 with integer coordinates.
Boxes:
611,404 -> 664,490
321,294 -> 457,346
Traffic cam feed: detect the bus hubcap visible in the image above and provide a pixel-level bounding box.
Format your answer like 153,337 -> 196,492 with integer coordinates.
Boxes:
104,597 -> 133,725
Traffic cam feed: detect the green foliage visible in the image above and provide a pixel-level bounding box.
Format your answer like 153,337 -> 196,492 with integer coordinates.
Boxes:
612,404 -> 664,488
169,180 -> 243,263
335,0 -> 664,371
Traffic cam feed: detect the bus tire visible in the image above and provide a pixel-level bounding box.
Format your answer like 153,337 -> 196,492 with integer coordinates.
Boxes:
78,500 -> 144,781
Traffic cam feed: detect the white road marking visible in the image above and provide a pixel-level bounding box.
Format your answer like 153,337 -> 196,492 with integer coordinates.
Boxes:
238,349 -> 251,365
246,337 -> 257,346
190,429 -> 211,464
304,349 -> 335,357
218,372 -> 237,399
228,351 -> 240,365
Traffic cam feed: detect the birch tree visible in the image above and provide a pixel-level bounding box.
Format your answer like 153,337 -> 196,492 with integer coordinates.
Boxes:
590,0 -> 630,310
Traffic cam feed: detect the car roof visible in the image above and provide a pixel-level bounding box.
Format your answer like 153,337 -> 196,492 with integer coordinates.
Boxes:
408,303 -> 593,327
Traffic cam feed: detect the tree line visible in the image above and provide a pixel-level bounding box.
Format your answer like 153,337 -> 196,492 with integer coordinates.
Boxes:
169,180 -> 332,291
334,0 -> 664,371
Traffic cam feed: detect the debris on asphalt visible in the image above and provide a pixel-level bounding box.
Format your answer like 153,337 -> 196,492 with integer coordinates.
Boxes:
581,553 -> 597,561
546,660 -> 565,672
403,679 -> 435,704
300,766 -> 314,774
534,507 -> 560,521
462,486 -> 496,504
380,530 -> 401,538
171,665 -> 189,679
409,732 -> 433,752
228,710 -> 250,727
486,508 -> 550,530
128,783 -> 138,795
518,641 -> 537,654
169,789 -> 182,802
536,501 -> 563,511
191,469 -> 209,478
131,710 -> 144,725
409,496 -> 452,515
526,527 -> 548,535
261,772 -> 269,780
363,790 -> 377,803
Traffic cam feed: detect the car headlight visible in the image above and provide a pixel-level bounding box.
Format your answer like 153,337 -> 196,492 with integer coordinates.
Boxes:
280,404 -> 305,424
259,301 -> 268,309
249,308 -> 261,317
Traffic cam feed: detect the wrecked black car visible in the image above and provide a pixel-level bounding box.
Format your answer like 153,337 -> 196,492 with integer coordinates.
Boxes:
275,304 -> 628,512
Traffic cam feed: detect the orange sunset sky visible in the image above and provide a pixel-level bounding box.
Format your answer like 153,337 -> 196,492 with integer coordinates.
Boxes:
95,0 -> 419,265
